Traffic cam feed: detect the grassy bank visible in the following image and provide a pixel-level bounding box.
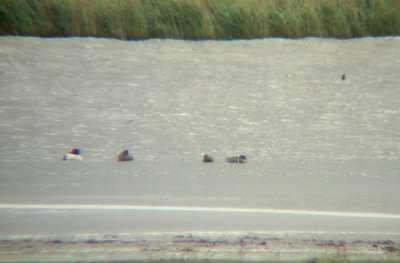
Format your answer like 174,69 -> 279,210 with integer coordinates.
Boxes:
1,0 -> 400,40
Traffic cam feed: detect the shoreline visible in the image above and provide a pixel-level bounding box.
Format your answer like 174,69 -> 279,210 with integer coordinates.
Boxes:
1,231 -> 400,262
1,203 -> 400,219
1,204 -> 399,237
1,203 -> 399,261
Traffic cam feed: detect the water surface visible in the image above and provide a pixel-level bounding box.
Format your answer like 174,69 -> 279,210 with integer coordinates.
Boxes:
0,37 -> 399,236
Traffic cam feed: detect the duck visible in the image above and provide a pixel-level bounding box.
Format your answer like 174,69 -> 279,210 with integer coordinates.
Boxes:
202,154 -> 214,163
62,148 -> 83,161
118,149 -> 134,162
226,155 -> 246,163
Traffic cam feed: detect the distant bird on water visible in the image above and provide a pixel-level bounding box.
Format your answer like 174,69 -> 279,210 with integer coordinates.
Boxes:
118,149 -> 134,162
62,148 -> 83,161
202,154 -> 214,163
226,155 -> 247,163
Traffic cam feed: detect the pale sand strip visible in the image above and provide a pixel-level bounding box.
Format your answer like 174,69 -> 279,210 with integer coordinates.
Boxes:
1,204 -> 399,261
1,231 -> 400,262
1,203 -> 400,219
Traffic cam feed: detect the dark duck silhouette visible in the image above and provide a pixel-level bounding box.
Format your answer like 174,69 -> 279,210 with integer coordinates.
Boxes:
202,154 -> 214,163
62,148 -> 83,160
118,149 -> 134,162
226,155 -> 247,163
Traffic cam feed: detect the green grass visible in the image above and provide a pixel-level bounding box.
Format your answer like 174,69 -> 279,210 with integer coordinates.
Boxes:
1,0 -> 399,40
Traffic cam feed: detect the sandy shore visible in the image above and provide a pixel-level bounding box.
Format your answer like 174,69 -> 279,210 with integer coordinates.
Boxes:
1,231 -> 400,262
1,205 -> 400,262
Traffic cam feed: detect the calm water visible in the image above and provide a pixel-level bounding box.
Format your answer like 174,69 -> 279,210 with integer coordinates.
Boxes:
0,37 -> 399,239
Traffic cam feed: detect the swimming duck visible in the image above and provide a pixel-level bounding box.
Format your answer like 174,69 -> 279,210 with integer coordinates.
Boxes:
118,149 -> 134,162
226,155 -> 246,163
62,148 -> 83,161
202,154 -> 214,163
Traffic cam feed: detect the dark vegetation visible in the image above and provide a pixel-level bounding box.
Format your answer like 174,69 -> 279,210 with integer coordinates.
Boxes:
1,0 -> 399,40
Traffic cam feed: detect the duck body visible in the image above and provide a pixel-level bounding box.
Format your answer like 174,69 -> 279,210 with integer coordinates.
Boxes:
118,149 -> 134,162
226,155 -> 247,163
62,148 -> 83,161
202,154 -> 214,163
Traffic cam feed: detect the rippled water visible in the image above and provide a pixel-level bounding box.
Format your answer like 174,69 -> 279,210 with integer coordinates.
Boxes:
0,37 -> 399,232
